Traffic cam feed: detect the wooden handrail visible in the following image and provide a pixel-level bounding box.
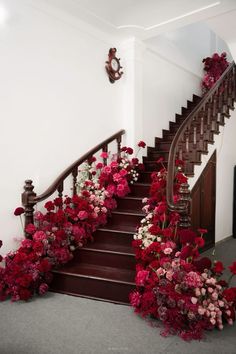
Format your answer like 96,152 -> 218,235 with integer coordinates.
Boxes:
22,129 -> 125,232
166,61 -> 236,225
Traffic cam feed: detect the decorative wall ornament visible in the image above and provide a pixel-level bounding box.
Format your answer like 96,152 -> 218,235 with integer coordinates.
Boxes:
105,48 -> 123,83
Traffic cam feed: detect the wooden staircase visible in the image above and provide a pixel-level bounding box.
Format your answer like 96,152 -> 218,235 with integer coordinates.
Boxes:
22,62 -> 236,305
49,94 -> 209,304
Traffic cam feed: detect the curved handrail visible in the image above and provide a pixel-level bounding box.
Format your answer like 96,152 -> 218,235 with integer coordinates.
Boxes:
166,61 -> 235,213
34,129 -> 125,203
22,129 -> 125,231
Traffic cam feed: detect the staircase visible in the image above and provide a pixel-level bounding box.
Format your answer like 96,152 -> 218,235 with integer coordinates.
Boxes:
49,94 -> 208,304
22,62 -> 235,305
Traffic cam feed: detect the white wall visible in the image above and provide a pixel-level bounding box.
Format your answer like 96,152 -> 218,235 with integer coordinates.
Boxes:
0,1 -> 126,254
143,22 -> 233,149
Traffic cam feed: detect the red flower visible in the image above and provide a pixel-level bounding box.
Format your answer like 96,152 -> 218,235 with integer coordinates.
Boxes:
156,157 -> 164,164
179,229 -> 196,244
195,237 -> 205,248
223,288 -> 236,303
44,201 -> 55,211
229,261 -> 236,275
54,197 -> 63,207
212,261 -> 224,273
14,207 -> 25,216
126,147 -> 133,155
138,141 -> 146,148
25,223 -> 36,235
100,151 -> 109,159
193,257 -> 212,272
175,159 -> 185,166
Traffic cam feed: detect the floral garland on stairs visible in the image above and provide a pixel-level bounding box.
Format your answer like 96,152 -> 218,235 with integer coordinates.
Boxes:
0,143 -> 145,301
130,160 -> 236,340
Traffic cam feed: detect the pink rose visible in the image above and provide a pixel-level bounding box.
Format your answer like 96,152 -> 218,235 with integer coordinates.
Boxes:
78,211 -> 88,220
135,270 -> 149,286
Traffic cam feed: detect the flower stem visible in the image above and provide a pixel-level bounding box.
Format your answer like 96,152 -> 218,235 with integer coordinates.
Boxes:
19,215 -> 24,234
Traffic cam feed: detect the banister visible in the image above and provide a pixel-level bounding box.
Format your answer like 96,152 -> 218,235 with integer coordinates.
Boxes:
166,61 -> 235,220
22,129 -> 125,232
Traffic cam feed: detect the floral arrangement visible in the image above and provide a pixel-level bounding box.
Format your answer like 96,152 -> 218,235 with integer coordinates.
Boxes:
202,52 -> 229,93
130,161 -> 236,340
0,142 -> 145,301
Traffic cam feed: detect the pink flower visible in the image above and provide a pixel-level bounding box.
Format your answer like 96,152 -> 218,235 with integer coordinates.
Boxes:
156,267 -> 165,277
136,270 -> 149,286
113,173 -> 122,183
191,297 -> 198,304
163,247 -> 173,255
184,271 -> 202,288
33,231 -> 47,242
100,151 -> 109,159
39,283 -> 49,295
130,290 -> 142,307
103,166 -> 112,174
78,211 -> 88,220
110,161 -> 118,168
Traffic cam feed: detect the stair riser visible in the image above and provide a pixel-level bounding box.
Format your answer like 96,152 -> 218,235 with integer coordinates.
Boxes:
50,273 -> 135,304
116,198 -> 143,211
111,212 -> 144,227
74,249 -> 136,270
94,230 -> 134,247
138,172 -> 153,183
129,184 -> 150,197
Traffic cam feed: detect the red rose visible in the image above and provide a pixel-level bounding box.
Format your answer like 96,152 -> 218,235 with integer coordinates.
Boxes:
179,229 -> 196,244
213,261 -> 224,273
126,147 -> 133,155
229,261 -> 236,275
180,245 -> 193,259
193,257 -> 212,272
175,159 -> 185,166
138,141 -> 146,148
44,201 -> 55,211
198,228 -> 208,235
54,197 -> 63,207
25,223 -> 36,235
14,207 -> 25,216
195,237 -> 205,248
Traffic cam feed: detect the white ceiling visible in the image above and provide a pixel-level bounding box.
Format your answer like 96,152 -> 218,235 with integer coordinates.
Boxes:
10,0 -> 236,40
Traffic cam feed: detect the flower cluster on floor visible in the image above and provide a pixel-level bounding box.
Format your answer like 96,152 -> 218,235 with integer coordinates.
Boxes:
0,143 -> 145,301
130,161 -> 236,340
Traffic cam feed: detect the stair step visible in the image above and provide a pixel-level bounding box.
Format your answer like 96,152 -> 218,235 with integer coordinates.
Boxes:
129,182 -> 150,197
110,210 -> 144,227
94,228 -> 134,247
73,244 -> 135,270
139,171 -> 153,183
51,263 -> 135,304
116,196 -> 143,211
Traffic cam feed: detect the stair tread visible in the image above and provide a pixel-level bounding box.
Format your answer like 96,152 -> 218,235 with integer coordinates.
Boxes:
97,226 -> 134,235
84,241 -> 134,255
53,262 -> 135,284
98,224 -> 138,233
112,209 -> 144,216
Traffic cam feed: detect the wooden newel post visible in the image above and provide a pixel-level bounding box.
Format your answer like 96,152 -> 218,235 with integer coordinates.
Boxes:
178,182 -> 191,228
21,180 -> 37,238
